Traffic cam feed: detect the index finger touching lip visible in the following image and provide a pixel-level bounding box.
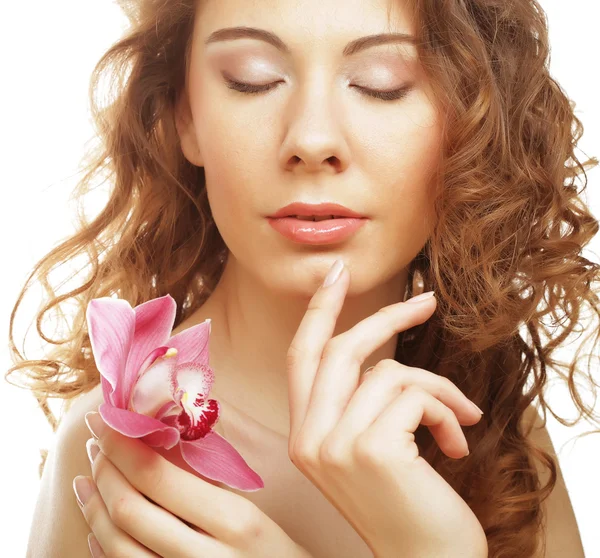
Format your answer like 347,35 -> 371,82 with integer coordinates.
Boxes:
287,259 -> 349,444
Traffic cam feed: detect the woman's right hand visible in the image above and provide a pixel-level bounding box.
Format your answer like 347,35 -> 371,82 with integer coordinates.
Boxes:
285,260 -> 487,558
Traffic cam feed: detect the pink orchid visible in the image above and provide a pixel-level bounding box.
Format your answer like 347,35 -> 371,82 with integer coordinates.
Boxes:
85,294 -> 264,491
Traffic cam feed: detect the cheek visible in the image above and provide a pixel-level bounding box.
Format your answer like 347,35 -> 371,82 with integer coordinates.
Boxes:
358,98 -> 441,266
197,115 -> 270,256
192,76 -> 281,239
383,158 -> 438,270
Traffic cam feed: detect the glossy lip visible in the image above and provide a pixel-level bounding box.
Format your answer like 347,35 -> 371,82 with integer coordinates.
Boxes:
267,216 -> 367,245
269,202 -> 366,219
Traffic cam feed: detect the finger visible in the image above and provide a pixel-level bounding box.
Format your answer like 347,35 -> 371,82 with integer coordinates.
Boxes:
295,290 -> 437,450
74,475 -> 158,557
325,361 -> 482,452
90,441 -> 222,558
358,385 -> 470,463
92,423 -> 264,545
88,534 -> 105,558
287,259 -> 350,446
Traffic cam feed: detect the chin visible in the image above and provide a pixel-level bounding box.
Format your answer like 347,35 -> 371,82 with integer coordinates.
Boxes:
257,256 -> 378,299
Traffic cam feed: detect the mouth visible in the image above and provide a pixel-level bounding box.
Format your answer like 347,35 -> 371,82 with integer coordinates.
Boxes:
267,213 -> 367,244
289,215 -> 346,221
269,202 -> 367,220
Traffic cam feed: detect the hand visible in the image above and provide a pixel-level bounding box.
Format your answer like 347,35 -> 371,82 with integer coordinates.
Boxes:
286,261 -> 488,558
73,413 -> 313,558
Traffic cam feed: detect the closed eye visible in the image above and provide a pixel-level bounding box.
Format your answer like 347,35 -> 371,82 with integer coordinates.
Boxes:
223,77 -> 412,102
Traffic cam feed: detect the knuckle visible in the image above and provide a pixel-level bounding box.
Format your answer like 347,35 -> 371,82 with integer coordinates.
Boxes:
439,374 -> 455,388
438,375 -> 458,394
403,384 -> 427,400
290,436 -> 319,469
402,383 -> 420,394
303,303 -> 328,324
286,344 -> 303,369
378,305 -> 398,319
228,503 -> 265,541
322,336 -> 361,367
375,359 -> 400,374
110,494 -> 136,527
434,377 -> 458,401
319,439 -> 351,469
369,360 -> 406,389
322,337 -> 344,359
138,452 -> 166,491
360,359 -> 390,382
306,298 -> 326,313
118,447 -> 165,498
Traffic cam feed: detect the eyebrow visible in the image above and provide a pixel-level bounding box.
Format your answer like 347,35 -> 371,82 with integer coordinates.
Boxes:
205,26 -> 416,56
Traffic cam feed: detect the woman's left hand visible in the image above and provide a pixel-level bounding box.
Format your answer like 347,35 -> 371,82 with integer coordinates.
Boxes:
73,414 -> 313,558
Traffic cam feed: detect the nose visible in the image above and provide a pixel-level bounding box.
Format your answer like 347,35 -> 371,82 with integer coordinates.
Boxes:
279,78 -> 350,175
287,152 -> 343,174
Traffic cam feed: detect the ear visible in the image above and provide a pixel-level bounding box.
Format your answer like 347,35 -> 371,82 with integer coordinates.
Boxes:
174,91 -> 204,167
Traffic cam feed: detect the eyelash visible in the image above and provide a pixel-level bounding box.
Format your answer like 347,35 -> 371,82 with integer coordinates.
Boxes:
224,77 -> 412,102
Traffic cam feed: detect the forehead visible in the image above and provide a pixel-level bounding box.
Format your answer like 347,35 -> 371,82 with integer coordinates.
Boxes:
195,0 -> 415,49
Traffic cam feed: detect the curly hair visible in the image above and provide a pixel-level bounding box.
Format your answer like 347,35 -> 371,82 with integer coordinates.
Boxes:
6,0 -> 599,556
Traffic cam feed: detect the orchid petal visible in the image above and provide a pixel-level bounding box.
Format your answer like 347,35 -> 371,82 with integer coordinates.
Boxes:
86,298 -> 135,408
140,429 -> 182,448
100,375 -> 114,407
131,351 -> 178,417
173,362 -> 215,401
136,346 -> 171,380
178,397 -> 220,441
165,319 -> 212,367
99,403 -> 180,450
179,432 -> 264,491
154,399 -> 181,421
170,362 -> 219,440
121,295 -> 177,407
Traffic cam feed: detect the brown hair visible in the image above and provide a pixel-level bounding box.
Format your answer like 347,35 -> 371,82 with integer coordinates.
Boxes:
6,0 -> 599,556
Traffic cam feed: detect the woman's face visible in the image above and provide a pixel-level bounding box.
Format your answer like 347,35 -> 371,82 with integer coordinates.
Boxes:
177,0 -> 443,298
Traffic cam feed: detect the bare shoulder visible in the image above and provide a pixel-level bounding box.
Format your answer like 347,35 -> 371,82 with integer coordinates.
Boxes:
520,405 -> 585,558
26,383 -> 104,557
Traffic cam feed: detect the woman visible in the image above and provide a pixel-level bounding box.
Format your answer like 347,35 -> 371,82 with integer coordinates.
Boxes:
9,0 -> 598,556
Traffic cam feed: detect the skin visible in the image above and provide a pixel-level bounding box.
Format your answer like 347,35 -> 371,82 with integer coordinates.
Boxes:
23,0 -> 587,555
173,0 -> 443,440
74,284 -> 489,557
71,2 -> 456,554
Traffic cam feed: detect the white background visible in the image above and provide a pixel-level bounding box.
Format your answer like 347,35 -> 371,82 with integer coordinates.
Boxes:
1,1 -> 598,556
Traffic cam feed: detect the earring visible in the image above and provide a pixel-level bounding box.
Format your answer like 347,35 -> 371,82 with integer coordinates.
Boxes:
403,266 -> 425,302
412,268 -> 425,297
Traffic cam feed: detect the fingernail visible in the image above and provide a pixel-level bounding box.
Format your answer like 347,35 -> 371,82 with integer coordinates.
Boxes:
405,290 -> 435,304
86,438 -> 100,465
470,401 -> 484,415
88,533 -> 103,558
85,411 -> 106,439
73,476 -> 93,507
322,259 -> 344,288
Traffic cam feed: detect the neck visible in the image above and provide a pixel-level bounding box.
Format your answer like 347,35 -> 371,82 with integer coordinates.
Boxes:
177,255 -> 409,440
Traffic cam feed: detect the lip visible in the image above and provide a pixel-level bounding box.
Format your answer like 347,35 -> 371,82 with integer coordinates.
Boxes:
269,202 -> 366,219
267,216 -> 367,245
